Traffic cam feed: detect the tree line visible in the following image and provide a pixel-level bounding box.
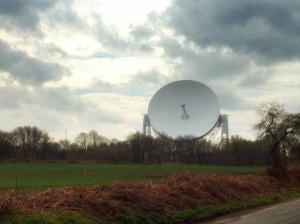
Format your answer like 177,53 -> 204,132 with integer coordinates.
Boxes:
0,102 -> 299,167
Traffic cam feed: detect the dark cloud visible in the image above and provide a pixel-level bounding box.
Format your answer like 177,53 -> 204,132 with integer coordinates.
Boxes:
46,1 -> 86,31
0,0 -> 55,15
160,37 -> 251,81
0,0 -> 59,33
165,0 -> 300,63
158,36 -> 255,110
0,39 -> 69,85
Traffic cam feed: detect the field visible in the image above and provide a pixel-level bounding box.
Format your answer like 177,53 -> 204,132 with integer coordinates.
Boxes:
0,163 -> 264,192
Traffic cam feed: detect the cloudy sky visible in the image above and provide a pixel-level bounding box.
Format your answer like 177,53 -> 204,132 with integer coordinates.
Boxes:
0,0 -> 299,142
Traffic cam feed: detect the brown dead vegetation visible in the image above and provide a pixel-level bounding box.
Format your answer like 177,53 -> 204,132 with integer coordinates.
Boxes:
0,166 -> 299,220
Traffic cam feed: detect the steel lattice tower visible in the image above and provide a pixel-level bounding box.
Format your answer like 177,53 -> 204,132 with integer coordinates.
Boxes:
220,114 -> 229,148
143,114 -> 151,136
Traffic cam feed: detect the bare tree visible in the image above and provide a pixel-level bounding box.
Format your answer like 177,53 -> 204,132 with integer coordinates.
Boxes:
13,126 -> 51,160
75,131 -> 110,151
0,131 -> 14,159
151,137 -> 172,164
174,136 -> 197,163
59,139 -> 71,151
127,132 -> 153,163
75,132 -> 88,150
254,102 -> 300,171
87,130 -> 110,147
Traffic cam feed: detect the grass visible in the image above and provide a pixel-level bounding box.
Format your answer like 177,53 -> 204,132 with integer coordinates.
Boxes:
1,210 -> 99,224
0,163 -> 264,192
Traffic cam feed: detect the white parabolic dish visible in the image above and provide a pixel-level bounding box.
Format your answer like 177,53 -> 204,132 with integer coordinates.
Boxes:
148,80 -> 220,140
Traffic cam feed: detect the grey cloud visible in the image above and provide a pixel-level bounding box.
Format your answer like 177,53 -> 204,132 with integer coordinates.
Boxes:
130,69 -> 167,85
79,69 -> 167,97
139,44 -> 154,52
36,86 -> 85,112
84,108 -> 123,124
73,80 -> 114,96
165,0 -> 300,63
159,37 -> 183,59
130,25 -> 154,41
129,23 -> 157,52
0,0 -> 55,15
88,52 -> 111,59
37,43 -> 68,59
213,84 -> 252,111
0,0 -> 59,33
0,86 -> 25,109
120,69 -> 168,96
94,19 -> 156,55
85,79 -> 113,94
0,39 -> 69,85
238,71 -> 270,88
161,38 -> 251,81
0,85 -> 85,112
95,20 -> 129,52
46,1 -> 86,31
91,79 -> 113,89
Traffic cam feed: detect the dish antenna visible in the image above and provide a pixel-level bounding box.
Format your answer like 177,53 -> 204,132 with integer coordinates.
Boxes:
147,80 -> 220,141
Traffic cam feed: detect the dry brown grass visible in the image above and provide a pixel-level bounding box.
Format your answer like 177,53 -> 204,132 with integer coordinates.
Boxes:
0,166 -> 299,220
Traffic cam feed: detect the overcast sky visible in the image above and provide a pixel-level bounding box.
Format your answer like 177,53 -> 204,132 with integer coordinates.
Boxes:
0,0 -> 299,142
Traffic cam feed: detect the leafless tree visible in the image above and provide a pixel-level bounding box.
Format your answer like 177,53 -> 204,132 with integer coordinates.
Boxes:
127,132 -> 153,163
13,126 -> 51,160
75,131 -> 110,151
75,132 -> 88,150
59,139 -> 71,151
87,130 -> 110,147
0,131 -> 14,159
254,102 -> 300,170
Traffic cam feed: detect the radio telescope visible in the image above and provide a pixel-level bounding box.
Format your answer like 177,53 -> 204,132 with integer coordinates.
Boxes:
147,80 -> 221,141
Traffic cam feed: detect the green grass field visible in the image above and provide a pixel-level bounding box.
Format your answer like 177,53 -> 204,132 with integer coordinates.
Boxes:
0,163 -> 264,192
